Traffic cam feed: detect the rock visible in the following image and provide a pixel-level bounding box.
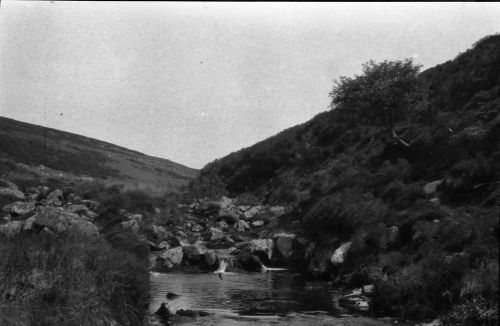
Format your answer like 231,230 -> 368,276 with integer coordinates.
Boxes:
0,220 -> 23,237
274,233 -> 296,259
155,302 -> 174,318
191,223 -> 204,232
182,242 -> 208,261
219,196 -> 233,210
0,188 -> 25,200
80,199 -> 100,211
209,227 -> 224,241
2,215 -> 11,222
166,292 -> 181,300
339,289 -> 371,312
235,252 -> 264,272
175,309 -> 198,317
249,239 -> 273,260
251,220 -> 264,227
214,220 -> 229,231
23,216 -> 37,231
269,206 -> 286,216
218,209 -> 239,224
165,236 -> 181,248
2,201 -> 35,215
244,206 -> 262,219
197,311 -> 210,317
204,250 -> 217,266
156,247 -> 183,270
120,219 -> 140,234
67,204 -> 90,214
363,284 -> 374,294
236,220 -> 250,232
423,180 -> 442,196
46,189 -> 63,205
33,207 -> 99,237
429,197 -> 440,205
331,242 -> 352,265
304,242 -> 317,260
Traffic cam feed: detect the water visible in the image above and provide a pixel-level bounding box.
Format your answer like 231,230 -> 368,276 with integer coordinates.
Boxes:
149,271 -> 391,326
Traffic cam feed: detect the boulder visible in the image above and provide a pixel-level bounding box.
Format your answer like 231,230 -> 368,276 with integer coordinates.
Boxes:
182,242 -> 208,261
157,247 -> 183,270
80,199 -> 100,211
191,223 -> 204,233
46,189 -> 63,205
249,239 -> 273,260
0,188 -> 25,200
120,219 -> 140,234
236,220 -> 250,232
23,215 -> 37,231
269,206 -> 286,216
209,227 -> 224,241
219,208 -> 239,225
218,196 -> 233,210
214,220 -> 229,231
235,252 -> 264,272
0,220 -> 23,237
244,206 -> 262,219
251,220 -> 264,227
155,302 -> 175,318
423,180 -> 442,196
331,242 -> 352,265
3,201 -> 35,215
204,250 -> 217,266
274,233 -> 296,259
33,207 -> 99,238
339,288 -> 371,312
165,236 -> 181,248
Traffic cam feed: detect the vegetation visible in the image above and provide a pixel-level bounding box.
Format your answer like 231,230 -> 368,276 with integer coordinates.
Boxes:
194,34 -> 500,322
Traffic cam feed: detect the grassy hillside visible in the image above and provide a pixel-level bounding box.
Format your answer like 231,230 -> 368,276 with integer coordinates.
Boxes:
0,117 -> 197,194
194,35 -> 500,323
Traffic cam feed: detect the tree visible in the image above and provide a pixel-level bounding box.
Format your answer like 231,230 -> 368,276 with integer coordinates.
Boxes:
329,59 -> 422,134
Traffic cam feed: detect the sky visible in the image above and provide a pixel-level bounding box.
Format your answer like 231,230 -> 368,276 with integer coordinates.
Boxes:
1,2 -> 499,169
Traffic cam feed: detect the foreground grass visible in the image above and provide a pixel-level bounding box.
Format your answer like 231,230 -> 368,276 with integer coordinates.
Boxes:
0,231 -> 149,326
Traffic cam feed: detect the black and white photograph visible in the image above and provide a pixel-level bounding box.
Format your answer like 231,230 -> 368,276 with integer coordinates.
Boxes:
0,1 -> 499,325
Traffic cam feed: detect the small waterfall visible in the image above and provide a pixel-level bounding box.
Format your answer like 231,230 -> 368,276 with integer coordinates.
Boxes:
260,263 -> 288,273
214,259 -> 228,273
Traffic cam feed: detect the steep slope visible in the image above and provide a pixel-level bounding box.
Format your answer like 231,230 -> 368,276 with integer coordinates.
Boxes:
194,35 -> 500,322
0,116 -> 197,193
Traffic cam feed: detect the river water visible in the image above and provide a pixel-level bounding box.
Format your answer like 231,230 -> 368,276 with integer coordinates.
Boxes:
148,271 -> 391,326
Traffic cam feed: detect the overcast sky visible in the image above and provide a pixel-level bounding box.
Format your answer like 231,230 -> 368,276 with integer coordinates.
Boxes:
1,2 -> 499,168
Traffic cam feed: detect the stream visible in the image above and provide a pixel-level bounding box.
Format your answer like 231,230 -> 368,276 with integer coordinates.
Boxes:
148,271 -> 392,326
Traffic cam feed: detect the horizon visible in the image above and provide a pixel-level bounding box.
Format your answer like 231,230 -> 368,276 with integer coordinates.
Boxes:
1,2 -> 499,169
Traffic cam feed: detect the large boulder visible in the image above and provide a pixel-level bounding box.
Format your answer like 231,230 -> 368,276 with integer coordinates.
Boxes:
249,239 -> 273,260
0,220 -> 23,237
274,233 -> 296,260
3,201 -> 35,216
235,252 -> 264,272
155,247 -> 183,271
182,242 -> 208,261
204,250 -> 217,267
331,242 -> 352,265
33,207 -> 99,238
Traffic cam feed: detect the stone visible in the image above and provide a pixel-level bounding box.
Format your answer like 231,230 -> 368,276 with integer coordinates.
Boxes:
120,219 -> 140,234
157,247 -> 183,269
209,227 -> 224,241
363,284 -> 374,294
219,196 -> 233,210
214,220 -> 229,231
244,206 -> 262,219
249,239 -> 273,260
331,242 -> 352,265
0,188 -> 25,200
423,180 -> 442,196
251,220 -> 264,227
33,207 -> 99,237
175,309 -> 197,317
46,189 -> 63,205
23,216 -> 37,231
219,209 -> 239,224
66,204 -> 91,214
191,223 -> 204,232
155,302 -> 174,318
269,206 -> 286,216
0,220 -> 23,237
274,233 -> 296,259
2,201 -> 35,215
2,215 -> 11,222
236,220 -> 250,232
182,242 -> 208,261
204,250 -> 217,266
80,200 -> 100,211
236,252 -> 264,272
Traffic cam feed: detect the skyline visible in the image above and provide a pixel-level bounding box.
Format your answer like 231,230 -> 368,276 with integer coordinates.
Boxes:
1,2 -> 499,168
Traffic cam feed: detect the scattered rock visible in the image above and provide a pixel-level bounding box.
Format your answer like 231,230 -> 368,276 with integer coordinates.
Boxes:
331,242 -> 352,265
2,201 -> 35,215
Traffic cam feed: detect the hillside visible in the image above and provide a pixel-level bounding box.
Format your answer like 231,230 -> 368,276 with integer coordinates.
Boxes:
193,35 -> 500,323
0,116 -> 197,193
